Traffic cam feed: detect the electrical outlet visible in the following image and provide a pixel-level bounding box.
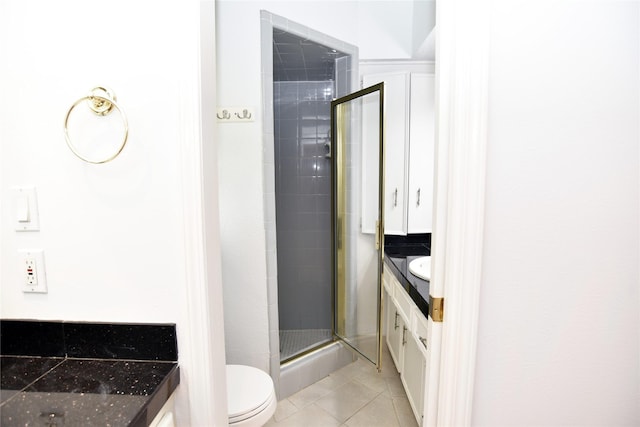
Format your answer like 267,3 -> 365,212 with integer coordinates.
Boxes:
26,258 -> 37,285
19,250 -> 47,293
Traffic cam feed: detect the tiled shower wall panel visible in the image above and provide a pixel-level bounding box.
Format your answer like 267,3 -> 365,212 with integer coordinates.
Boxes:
274,81 -> 333,331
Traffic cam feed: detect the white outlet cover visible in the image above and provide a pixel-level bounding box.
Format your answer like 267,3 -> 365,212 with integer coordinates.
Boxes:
19,249 -> 47,293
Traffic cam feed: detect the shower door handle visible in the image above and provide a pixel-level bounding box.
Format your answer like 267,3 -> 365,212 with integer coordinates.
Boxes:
324,142 -> 331,158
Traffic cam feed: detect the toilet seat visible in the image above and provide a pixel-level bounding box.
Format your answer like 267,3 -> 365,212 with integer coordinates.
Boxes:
227,365 -> 276,426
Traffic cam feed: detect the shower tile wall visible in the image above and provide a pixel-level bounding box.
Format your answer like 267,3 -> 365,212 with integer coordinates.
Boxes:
274,81 -> 333,333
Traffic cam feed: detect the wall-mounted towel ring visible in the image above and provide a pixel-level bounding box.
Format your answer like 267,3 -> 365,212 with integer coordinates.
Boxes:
64,87 -> 129,164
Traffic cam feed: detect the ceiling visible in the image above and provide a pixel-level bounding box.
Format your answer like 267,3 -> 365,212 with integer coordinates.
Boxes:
273,30 -> 348,81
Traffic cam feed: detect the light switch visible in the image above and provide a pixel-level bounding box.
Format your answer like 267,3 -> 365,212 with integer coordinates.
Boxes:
12,187 -> 40,231
16,195 -> 30,222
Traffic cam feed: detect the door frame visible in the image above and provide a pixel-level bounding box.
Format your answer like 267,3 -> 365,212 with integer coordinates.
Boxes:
430,1 -> 490,426
186,2 -> 491,424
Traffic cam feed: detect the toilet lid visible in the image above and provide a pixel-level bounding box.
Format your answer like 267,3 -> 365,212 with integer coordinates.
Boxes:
227,365 -> 275,421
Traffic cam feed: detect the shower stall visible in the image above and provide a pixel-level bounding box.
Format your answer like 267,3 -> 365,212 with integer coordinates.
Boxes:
272,30 -> 351,362
263,14 -> 384,398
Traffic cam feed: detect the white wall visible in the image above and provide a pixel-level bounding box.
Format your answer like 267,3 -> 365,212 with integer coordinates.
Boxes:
1,0 -> 191,322
216,0 -> 435,370
473,1 -> 640,425
0,1 -> 227,425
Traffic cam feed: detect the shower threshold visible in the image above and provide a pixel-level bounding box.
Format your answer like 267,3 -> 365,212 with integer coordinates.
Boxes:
279,329 -> 333,362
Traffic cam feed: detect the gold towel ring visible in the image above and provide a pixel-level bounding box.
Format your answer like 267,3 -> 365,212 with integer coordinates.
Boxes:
64,87 -> 129,164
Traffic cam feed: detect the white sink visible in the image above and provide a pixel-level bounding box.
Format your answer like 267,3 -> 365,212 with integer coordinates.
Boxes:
409,256 -> 431,281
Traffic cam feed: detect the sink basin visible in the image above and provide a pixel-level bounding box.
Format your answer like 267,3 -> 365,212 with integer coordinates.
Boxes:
409,256 -> 431,281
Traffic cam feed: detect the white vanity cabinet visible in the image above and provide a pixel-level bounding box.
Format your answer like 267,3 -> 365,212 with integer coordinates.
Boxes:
361,66 -> 435,235
402,311 -> 429,422
383,266 -> 430,426
384,273 -> 409,372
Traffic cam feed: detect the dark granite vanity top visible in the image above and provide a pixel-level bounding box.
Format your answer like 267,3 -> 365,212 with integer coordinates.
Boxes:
384,234 -> 431,318
0,320 -> 179,427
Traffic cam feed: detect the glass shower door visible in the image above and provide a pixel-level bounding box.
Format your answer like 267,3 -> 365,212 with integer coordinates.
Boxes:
331,83 -> 384,370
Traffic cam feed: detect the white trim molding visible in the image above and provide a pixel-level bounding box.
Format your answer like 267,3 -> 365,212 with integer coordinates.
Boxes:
176,1 -> 228,426
432,0 -> 490,426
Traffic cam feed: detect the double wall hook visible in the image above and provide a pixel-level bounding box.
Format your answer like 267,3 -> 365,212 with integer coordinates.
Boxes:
216,107 -> 254,122
234,109 -> 252,120
217,109 -> 231,120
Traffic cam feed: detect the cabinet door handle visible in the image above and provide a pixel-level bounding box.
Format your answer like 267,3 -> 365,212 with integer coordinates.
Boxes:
393,188 -> 398,207
419,336 -> 427,349
402,326 -> 407,345
416,188 -> 421,207
394,311 -> 399,330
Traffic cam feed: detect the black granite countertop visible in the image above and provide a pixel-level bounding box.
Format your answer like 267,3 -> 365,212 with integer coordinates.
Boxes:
384,234 -> 431,318
0,320 -> 179,427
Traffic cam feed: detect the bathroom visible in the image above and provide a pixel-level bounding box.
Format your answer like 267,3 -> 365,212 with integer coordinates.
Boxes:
1,0 -> 437,424
2,1 -> 639,426
216,0 -> 436,412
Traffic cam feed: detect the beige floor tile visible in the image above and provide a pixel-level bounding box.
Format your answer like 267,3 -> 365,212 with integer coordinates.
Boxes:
344,394 -> 400,427
392,396 -> 419,427
385,375 -> 406,397
273,398 -> 298,421
314,380 -> 381,423
353,370 -> 389,393
332,358 -> 374,380
288,380 -> 335,409
317,369 -> 354,390
270,343 -> 416,426
274,403 -> 342,427
379,347 -> 400,378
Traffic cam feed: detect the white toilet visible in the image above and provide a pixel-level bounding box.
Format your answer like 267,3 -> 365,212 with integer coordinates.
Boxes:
226,365 -> 277,426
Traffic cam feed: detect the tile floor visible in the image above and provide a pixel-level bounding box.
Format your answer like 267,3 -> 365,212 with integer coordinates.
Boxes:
266,343 -> 419,427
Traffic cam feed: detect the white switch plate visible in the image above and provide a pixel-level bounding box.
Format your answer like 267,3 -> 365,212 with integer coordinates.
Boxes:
19,249 -> 48,293
11,187 -> 40,231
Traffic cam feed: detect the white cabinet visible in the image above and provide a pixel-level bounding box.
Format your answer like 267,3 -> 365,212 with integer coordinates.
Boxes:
383,266 -> 430,426
402,330 -> 426,419
362,72 -> 409,235
361,69 -> 435,235
385,287 -> 407,372
408,73 -> 435,233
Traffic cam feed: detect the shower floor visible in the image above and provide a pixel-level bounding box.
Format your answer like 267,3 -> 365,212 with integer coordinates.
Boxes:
279,329 -> 333,361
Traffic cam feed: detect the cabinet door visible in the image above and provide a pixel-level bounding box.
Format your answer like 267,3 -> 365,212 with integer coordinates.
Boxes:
362,72 -> 409,235
386,297 -> 405,373
401,331 -> 426,425
408,73 -> 435,233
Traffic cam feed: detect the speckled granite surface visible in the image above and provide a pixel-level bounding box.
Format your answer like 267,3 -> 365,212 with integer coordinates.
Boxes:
0,321 -> 179,427
385,255 -> 430,317
384,234 -> 431,318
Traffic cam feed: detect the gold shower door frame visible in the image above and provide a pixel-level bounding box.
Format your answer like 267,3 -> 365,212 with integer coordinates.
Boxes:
331,83 -> 385,371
